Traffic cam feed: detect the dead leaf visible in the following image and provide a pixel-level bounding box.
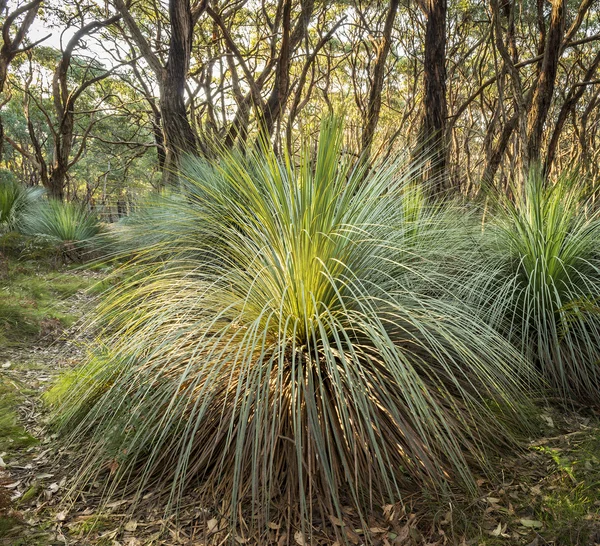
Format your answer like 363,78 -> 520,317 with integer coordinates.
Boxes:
124,520 -> 138,532
56,511 -> 67,522
491,522 -> 503,537
519,518 -> 543,529
207,518 -> 219,533
294,531 -> 306,545
343,527 -> 360,544
541,414 -> 555,428
329,515 -> 345,527
106,499 -> 128,509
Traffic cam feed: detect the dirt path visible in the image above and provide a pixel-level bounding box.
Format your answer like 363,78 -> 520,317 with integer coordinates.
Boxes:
0,266 -> 100,546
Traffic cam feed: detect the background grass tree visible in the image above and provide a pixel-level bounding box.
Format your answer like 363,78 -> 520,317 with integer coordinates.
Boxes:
0,177 -> 42,233
463,167 -> 600,402
21,199 -> 101,261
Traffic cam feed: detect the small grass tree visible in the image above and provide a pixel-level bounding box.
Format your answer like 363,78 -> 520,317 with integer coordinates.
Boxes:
464,167 -> 600,402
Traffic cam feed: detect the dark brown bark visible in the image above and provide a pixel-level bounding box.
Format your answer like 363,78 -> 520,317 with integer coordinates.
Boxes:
259,0 -> 293,136
420,0 -> 448,191
114,0 -> 205,186
481,113 -> 518,182
360,0 -> 399,158
160,0 -> 198,157
526,0 -> 566,163
259,0 -> 316,139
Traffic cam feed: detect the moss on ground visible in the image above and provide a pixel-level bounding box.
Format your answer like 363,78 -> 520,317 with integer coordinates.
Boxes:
0,257 -> 97,347
0,378 -> 37,453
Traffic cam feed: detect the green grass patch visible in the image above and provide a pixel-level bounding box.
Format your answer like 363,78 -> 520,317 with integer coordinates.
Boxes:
0,377 -> 37,452
0,516 -> 22,536
531,427 -> 600,543
0,257 -> 98,347
67,515 -> 112,536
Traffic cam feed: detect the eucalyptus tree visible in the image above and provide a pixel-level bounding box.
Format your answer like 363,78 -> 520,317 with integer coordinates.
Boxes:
0,0 -> 45,160
111,0 -> 206,185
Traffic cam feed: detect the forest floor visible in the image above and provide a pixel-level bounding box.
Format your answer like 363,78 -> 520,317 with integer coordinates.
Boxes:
0,256 -> 600,546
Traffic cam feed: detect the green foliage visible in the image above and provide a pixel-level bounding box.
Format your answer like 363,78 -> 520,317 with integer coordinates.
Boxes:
22,199 -> 101,253
49,120 -> 536,541
465,167 -> 600,402
0,179 -> 43,233
0,377 -> 38,452
0,257 -> 95,347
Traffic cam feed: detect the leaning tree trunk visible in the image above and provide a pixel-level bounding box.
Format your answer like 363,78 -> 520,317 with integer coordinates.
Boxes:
526,0 -> 566,164
361,0 -> 399,159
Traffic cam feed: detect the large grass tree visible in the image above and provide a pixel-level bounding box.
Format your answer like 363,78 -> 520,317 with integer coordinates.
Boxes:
49,119 -> 536,542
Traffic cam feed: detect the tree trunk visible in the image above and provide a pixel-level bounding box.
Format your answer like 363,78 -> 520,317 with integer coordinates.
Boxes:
159,0 -> 198,185
360,0 -> 399,159
526,0 -> 566,163
48,102 -> 74,200
420,0 -> 448,192
544,49 -> 600,173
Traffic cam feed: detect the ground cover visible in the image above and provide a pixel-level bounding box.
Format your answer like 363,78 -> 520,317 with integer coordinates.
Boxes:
0,256 -> 599,545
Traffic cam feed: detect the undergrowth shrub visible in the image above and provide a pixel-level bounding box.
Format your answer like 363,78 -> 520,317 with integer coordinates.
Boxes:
48,120 -> 536,542
0,179 -> 43,233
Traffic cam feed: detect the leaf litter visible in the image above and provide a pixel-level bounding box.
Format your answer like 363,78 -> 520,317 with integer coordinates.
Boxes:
1,268 -> 600,545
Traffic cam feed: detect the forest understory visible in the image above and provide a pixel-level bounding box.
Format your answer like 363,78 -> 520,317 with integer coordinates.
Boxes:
1,257 -> 600,546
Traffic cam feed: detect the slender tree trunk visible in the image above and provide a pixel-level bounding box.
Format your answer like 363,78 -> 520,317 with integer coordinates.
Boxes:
420,0 -> 448,192
258,0 -> 315,140
0,0 -> 43,162
360,0 -> 399,159
526,0 -> 566,163
544,49 -> 600,173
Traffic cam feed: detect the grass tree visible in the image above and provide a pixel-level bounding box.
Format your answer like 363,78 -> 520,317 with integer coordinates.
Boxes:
465,167 -> 600,402
48,119 -> 536,542
0,179 -> 43,233
21,199 -> 101,260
